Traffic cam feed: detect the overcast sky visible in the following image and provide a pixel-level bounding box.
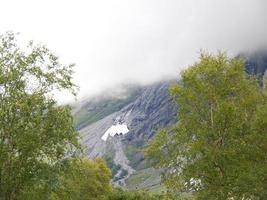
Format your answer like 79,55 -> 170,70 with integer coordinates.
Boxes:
0,0 -> 267,102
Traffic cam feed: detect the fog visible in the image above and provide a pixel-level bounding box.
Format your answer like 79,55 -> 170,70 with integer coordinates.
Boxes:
0,0 -> 266,102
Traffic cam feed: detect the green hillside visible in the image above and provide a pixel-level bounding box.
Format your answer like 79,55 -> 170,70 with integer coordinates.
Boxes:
125,168 -> 165,194
74,86 -> 141,130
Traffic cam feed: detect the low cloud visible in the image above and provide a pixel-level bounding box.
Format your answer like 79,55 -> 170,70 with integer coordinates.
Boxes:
0,0 -> 266,102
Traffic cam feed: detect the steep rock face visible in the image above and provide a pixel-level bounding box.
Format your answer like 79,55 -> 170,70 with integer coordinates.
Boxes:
77,81 -> 176,184
244,49 -> 267,76
121,81 -> 176,145
243,49 -> 267,86
78,50 -> 267,162
80,112 -> 118,158
77,50 -> 267,188
78,81 -> 176,156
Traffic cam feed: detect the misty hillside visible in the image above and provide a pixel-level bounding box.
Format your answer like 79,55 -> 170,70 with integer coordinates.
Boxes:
73,80 -> 176,190
243,49 -> 267,86
73,50 -> 267,191
2,0 -> 267,199
73,85 -> 142,130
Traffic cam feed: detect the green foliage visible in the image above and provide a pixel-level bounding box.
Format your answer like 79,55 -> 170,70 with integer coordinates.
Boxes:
125,168 -> 165,193
120,169 -> 129,178
125,144 -> 144,169
104,153 -> 128,182
51,158 -> 112,200
104,153 -> 123,179
107,188 -> 179,200
126,168 -> 153,187
0,32 -> 80,199
147,52 -> 267,199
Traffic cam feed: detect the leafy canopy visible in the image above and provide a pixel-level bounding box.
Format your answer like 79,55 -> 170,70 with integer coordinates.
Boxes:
51,158 -> 112,200
0,32 -> 79,200
147,52 -> 267,199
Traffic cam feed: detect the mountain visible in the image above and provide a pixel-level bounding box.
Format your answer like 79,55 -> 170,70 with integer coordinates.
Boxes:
242,49 -> 267,86
244,49 -> 267,76
74,81 -> 176,189
73,85 -> 142,130
73,50 -> 267,190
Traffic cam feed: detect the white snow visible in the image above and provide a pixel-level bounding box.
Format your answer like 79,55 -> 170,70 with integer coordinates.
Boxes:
101,124 -> 129,141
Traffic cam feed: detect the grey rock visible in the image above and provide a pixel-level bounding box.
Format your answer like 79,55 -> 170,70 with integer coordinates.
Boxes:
77,80 -> 177,183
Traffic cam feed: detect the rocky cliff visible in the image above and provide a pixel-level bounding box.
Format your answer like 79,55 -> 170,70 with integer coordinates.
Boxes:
74,49 -> 267,188
75,80 -> 176,186
243,49 -> 267,86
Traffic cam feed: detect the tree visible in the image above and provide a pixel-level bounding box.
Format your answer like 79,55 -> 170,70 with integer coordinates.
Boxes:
0,32 -> 80,200
51,158 -> 112,200
107,188 -> 178,200
147,52 -> 267,199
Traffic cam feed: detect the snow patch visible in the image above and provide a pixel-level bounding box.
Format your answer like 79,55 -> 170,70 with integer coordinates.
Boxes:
101,124 -> 129,141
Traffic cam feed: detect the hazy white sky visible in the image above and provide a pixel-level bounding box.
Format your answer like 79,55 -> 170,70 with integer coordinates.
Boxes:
0,0 -> 267,102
